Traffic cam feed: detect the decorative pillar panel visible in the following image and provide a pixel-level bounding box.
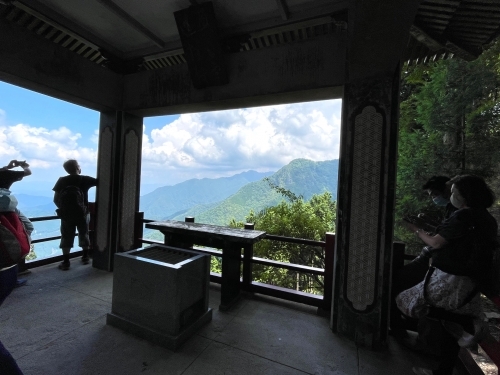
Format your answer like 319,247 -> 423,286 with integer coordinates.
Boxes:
94,112 -> 119,271
347,106 -> 384,310
93,111 -> 143,271
96,127 -> 113,253
332,66 -> 400,348
119,128 -> 141,252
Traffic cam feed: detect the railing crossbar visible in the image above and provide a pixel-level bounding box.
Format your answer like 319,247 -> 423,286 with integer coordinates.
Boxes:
263,233 -> 325,247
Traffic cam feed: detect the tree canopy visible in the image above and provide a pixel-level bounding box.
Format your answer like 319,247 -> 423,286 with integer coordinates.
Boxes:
229,183 -> 336,294
396,39 -> 500,253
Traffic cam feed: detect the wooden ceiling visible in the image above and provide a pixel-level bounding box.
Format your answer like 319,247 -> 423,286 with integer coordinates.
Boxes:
0,0 -> 499,73
406,0 -> 500,64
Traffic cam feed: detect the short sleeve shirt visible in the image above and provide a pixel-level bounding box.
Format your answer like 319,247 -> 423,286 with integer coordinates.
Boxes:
0,170 -> 24,190
433,208 -> 498,277
52,175 -> 97,206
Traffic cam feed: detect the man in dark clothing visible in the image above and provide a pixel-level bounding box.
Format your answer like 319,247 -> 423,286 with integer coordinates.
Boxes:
422,175 -> 457,225
53,159 -> 97,270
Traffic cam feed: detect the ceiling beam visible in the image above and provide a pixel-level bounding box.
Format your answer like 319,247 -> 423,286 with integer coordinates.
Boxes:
122,33 -> 345,117
124,0 -> 348,59
410,24 -> 444,51
275,0 -> 289,21
0,17 -> 122,111
13,0 -> 123,58
347,0 -> 422,81
96,0 -> 164,48
411,23 -> 480,61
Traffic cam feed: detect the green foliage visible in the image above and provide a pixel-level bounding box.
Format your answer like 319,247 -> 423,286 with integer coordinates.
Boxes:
231,181 -> 336,295
25,244 -> 37,261
396,40 -> 500,253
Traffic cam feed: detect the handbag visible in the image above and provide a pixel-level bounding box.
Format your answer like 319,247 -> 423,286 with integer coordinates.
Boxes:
396,266 -> 482,319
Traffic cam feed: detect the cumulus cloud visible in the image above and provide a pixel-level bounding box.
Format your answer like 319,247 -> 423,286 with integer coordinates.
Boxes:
1,99 -> 341,187
141,99 -> 341,183
0,122 -> 97,180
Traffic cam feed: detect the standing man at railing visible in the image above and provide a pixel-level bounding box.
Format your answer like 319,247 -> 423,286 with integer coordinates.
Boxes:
53,160 -> 97,271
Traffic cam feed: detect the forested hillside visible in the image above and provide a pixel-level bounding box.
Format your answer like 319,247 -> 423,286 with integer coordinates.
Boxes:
172,159 -> 339,225
140,170 -> 273,220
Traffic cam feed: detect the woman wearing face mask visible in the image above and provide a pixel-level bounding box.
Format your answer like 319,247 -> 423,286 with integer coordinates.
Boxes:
401,175 -> 498,375
391,176 -> 459,344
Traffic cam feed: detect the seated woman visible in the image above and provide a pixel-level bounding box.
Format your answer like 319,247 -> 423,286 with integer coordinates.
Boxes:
398,175 -> 498,375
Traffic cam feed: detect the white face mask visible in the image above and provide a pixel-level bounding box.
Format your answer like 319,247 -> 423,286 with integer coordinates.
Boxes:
450,185 -> 465,208
432,195 -> 449,206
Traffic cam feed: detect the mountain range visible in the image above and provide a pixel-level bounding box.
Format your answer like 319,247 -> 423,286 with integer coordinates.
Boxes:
13,158 -> 339,251
142,158 -> 339,225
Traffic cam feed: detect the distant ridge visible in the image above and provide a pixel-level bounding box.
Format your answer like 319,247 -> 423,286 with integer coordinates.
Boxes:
140,170 -> 274,220
174,159 -> 339,225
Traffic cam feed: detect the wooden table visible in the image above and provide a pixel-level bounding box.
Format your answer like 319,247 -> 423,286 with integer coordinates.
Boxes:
146,220 -> 266,310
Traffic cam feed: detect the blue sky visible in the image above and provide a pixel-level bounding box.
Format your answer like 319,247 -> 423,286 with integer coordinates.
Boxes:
0,81 -> 342,196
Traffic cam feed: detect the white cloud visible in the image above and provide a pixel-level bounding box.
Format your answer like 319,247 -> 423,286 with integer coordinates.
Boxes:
141,99 -> 341,184
1,99 -> 342,189
0,123 -> 98,181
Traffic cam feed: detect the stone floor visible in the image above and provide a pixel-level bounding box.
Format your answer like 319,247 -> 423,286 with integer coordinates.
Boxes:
0,261 -> 436,375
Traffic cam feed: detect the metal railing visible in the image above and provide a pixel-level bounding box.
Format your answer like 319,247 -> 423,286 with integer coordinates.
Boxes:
22,203 -> 96,269
135,212 -> 335,312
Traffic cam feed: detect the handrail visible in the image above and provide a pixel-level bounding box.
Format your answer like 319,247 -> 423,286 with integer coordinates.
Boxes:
29,215 -> 59,222
21,203 -> 96,268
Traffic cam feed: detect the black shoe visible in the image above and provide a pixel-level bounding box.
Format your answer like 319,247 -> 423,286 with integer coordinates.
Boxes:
81,256 -> 90,265
58,262 -> 70,271
17,269 -> 31,276
15,279 -> 27,287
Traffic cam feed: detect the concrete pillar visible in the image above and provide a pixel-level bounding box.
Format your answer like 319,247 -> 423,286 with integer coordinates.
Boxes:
331,65 -> 400,348
93,111 -> 143,271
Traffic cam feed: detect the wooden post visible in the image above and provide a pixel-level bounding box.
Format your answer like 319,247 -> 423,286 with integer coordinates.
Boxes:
133,211 -> 144,250
88,202 -> 96,256
242,223 -> 254,290
321,232 -> 335,312
184,217 -> 194,248
392,241 -> 405,272
220,241 -> 243,310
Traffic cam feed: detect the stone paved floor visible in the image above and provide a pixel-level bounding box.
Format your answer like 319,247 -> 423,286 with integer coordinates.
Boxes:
0,261 -> 434,375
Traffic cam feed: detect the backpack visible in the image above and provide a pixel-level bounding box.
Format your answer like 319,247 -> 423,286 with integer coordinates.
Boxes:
0,188 -> 18,212
55,184 -> 87,221
0,212 -> 30,268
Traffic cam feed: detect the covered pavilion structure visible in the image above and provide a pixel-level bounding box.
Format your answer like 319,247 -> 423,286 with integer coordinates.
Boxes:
1,0 -> 500,353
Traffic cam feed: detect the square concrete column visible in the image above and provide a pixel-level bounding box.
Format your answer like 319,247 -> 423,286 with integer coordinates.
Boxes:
93,111 -> 143,271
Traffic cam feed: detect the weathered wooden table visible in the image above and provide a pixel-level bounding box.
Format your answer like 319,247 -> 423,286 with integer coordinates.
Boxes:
146,220 -> 266,310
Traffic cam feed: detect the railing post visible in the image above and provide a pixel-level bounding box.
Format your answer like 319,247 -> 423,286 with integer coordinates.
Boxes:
321,232 -> 335,313
184,217 -> 194,248
392,241 -> 405,272
88,202 -> 96,256
134,211 -> 144,250
242,223 -> 254,290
